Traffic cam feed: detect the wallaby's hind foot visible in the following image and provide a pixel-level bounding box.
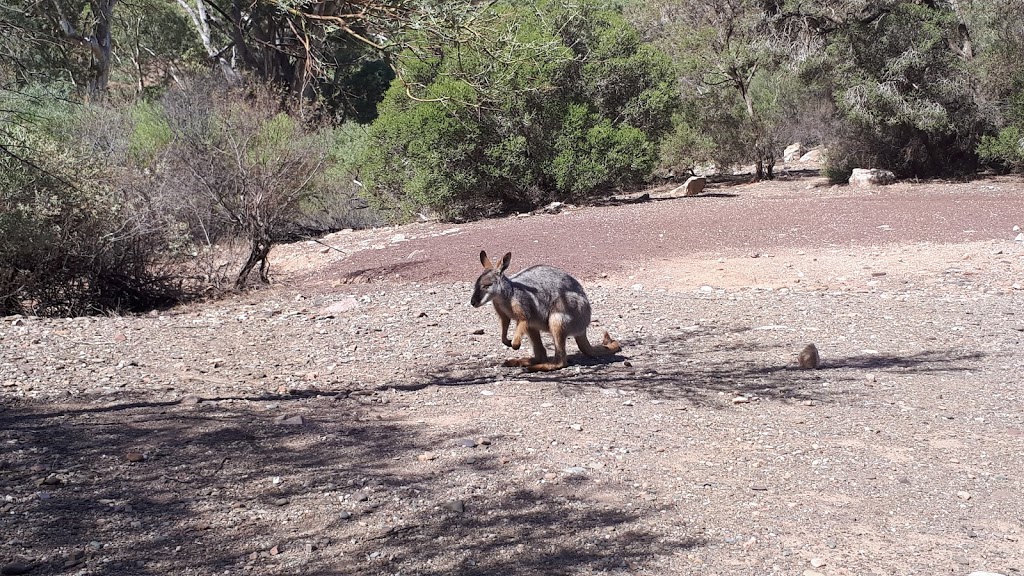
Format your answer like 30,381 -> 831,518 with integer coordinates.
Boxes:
503,357 -> 537,367
526,360 -> 569,372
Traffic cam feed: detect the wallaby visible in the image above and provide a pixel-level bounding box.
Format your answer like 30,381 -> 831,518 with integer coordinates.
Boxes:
470,250 -> 621,371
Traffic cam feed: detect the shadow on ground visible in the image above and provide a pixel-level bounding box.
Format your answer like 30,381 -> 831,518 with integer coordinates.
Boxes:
0,387 -> 703,575
411,325 -> 988,408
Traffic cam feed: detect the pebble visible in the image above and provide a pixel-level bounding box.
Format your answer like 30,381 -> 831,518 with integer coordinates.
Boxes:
273,498 -> 290,506
458,439 -> 477,448
810,557 -> 827,567
957,491 -> 972,501
417,452 -> 437,462
352,491 -> 369,502
126,452 -> 145,462
865,373 -> 877,382
732,396 -> 750,404
339,511 -> 352,520
180,395 -> 201,406
569,424 -> 583,431
476,437 -> 491,446
274,415 -> 305,426
803,571 -> 825,576
441,500 -> 465,513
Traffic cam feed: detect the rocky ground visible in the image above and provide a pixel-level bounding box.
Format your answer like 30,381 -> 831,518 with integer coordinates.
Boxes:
1,174 -> 1023,576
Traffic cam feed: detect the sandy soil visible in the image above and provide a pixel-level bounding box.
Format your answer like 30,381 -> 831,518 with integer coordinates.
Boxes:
2,173 -> 1023,576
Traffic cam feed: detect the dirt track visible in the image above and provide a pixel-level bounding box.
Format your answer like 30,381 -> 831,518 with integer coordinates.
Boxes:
2,174 -> 1023,576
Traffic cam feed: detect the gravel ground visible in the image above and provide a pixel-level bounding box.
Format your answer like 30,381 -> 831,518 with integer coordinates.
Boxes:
1,174 -> 1023,576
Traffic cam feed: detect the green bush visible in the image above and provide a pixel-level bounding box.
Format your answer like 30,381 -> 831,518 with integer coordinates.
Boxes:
0,86 -> 182,315
358,0 -> 678,222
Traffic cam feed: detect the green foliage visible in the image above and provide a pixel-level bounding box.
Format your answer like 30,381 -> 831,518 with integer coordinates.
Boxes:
0,86 -> 181,315
129,100 -> 173,165
811,2 -> 988,178
978,116 -> 1024,171
358,0 -> 678,221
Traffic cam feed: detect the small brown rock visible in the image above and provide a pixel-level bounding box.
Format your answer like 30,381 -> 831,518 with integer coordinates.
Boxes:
417,452 -> 437,462
798,344 -> 821,369
125,452 -> 145,462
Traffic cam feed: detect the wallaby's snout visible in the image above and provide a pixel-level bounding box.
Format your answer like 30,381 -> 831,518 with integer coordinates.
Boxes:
470,280 -> 490,307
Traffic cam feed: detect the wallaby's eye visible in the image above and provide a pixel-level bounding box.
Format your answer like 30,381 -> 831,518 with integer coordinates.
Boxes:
481,282 -> 491,289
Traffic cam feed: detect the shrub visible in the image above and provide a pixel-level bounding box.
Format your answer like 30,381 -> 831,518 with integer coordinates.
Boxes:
358,0 -> 678,222
0,86 -> 183,316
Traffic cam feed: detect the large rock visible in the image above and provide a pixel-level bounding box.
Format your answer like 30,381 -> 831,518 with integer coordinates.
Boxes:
682,176 -> 707,197
848,168 -> 896,187
799,148 -> 823,163
663,176 -> 707,198
784,142 -> 807,162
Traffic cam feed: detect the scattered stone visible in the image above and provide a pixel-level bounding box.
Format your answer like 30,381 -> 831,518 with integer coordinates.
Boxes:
441,500 -> 465,513
352,491 -> 369,502
750,484 -> 768,491
39,475 -> 61,486
848,168 -> 896,187
180,395 -> 201,406
274,415 -> 305,426
417,452 -> 437,462
269,545 -> 280,556
732,396 -> 750,404
569,424 -> 583,431
458,438 -> 478,448
322,297 -> 359,315
803,571 -> 825,576
339,511 -> 352,520
125,452 -> 145,462
472,328 -> 485,335
957,491 -> 972,501
475,437 -> 491,446
273,498 -> 290,507
113,333 -> 127,343
810,557 -> 827,568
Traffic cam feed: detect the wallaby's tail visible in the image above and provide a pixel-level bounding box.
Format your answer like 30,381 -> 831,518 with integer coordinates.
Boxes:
576,331 -> 622,357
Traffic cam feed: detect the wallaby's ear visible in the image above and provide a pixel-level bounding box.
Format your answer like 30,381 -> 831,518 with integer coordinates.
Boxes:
499,252 -> 512,272
480,250 -> 491,269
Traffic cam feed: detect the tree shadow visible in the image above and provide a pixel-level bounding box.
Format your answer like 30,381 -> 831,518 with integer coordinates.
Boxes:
411,325 -> 989,409
0,387 -> 704,575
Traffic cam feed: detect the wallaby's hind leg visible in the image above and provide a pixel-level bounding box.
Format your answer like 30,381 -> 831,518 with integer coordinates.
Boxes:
527,323 -> 569,372
504,328 -> 546,367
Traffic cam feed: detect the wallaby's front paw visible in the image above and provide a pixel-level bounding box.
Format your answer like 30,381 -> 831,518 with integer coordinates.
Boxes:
501,338 -> 513,348
510,339 -> 521,350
